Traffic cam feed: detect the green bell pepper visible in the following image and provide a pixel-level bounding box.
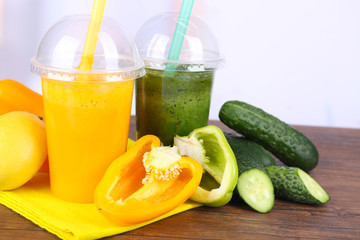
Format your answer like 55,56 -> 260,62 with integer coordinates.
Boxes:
174,125 -> 238,207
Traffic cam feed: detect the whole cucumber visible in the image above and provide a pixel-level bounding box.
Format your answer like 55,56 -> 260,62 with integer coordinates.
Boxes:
224,132 -> 275,167
219,101 -> 318,171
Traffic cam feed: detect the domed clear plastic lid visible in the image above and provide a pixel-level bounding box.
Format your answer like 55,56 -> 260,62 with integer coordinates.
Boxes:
135,13 -> 224,71
31,15 -> 145,81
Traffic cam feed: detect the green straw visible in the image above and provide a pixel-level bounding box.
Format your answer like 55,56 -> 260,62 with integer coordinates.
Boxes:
165,0 -> 195,75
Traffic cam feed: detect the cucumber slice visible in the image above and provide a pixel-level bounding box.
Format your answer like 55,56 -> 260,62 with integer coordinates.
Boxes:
224,131 -> 275,213
237,169 -> 274,213
265,166 -> 330,204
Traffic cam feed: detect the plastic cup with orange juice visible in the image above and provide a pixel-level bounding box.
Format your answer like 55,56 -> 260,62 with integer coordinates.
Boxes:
30,15 -> 144,203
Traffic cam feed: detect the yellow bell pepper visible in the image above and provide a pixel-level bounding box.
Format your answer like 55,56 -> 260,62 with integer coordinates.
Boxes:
94,135 -> 202,226
0,79 -> 44,118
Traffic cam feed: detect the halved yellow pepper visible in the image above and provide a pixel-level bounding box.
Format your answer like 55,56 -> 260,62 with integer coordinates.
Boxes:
94,135 -> 203,226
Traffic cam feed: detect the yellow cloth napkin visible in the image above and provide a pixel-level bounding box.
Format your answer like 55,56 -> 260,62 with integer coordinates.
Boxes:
0,172 -> 201,240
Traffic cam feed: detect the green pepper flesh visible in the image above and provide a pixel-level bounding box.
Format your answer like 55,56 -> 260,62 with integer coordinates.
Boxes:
174,125 -> 238,207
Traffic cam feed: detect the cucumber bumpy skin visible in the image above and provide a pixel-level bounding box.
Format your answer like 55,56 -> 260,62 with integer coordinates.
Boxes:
224,132 -> 275,167
219,101 -> 319,171
265,166 -> 330,205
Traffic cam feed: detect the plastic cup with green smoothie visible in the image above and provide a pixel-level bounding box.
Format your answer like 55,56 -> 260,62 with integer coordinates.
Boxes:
135,13 -> 223,145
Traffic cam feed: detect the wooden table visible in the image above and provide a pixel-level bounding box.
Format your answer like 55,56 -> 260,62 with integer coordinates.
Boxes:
1,117 -> 360,239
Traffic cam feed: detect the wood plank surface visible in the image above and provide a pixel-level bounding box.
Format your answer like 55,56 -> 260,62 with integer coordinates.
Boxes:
1,117 -> 359,240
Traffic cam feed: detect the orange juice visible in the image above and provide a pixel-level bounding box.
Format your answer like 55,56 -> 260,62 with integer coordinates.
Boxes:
42,76 -> 134,203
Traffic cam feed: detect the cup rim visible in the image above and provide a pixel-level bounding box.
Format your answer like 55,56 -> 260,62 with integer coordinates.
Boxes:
30,58 -> 145,81
141,55 -> 225,71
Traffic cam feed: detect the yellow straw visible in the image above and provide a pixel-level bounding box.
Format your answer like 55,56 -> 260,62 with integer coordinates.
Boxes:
78,0 -> 107,71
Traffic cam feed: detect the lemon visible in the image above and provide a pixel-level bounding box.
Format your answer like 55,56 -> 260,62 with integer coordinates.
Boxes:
0,111 -> 47,190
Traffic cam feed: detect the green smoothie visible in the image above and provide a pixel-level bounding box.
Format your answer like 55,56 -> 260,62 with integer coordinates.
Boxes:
136,67 -> 214,145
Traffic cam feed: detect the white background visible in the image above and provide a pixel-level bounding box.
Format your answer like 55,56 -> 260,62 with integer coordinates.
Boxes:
1,0 -> 359,129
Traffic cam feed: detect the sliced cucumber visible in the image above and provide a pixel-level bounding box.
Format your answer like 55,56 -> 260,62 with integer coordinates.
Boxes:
265,166 -> 330,204
224,131 -> 274,213
237,169 -> 274,213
